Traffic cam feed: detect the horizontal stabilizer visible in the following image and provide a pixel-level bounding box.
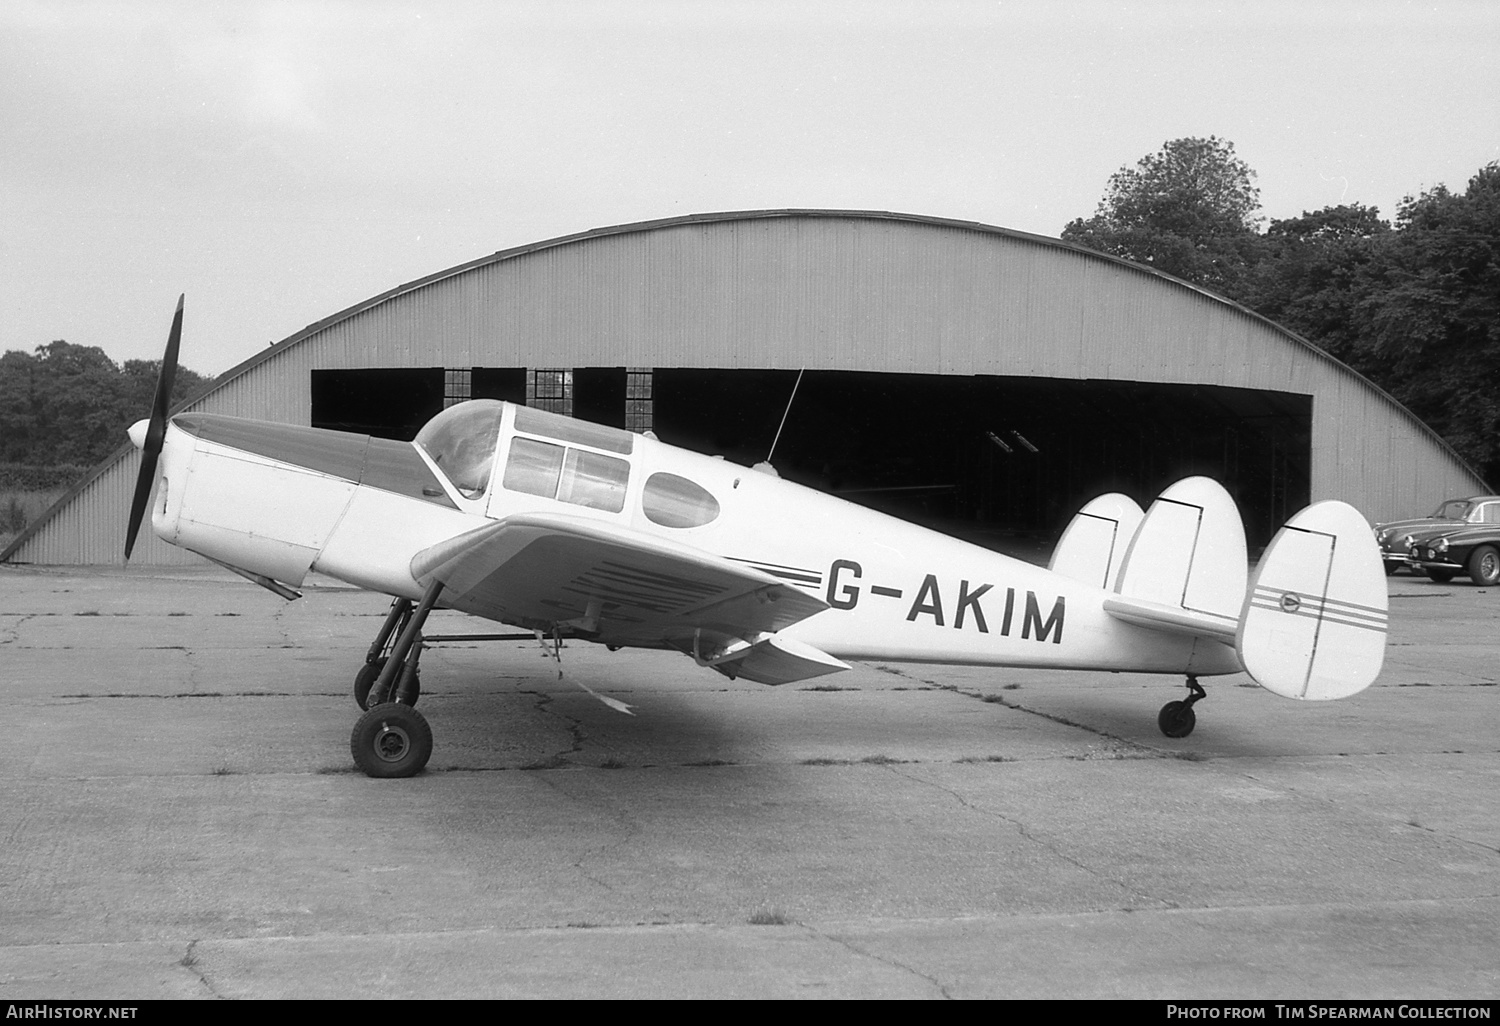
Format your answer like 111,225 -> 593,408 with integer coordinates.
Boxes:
1108,477 -> 1246,637
1049,493 -> 1144,589
1237,501 -> 1387,700
1102,593 -> 1238,642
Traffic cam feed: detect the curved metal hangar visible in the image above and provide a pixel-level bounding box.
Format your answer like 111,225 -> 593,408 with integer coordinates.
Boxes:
5,209 -> 1488,566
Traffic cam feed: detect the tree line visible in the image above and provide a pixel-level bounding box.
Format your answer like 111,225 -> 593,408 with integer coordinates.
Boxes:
1062,137 -> 1499,486
0,342 -> 209,467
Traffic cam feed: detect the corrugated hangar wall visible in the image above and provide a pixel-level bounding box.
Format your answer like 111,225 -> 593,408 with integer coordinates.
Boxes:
5,209 -> 1487,566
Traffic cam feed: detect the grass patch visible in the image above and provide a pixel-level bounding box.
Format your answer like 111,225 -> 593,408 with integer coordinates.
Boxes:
981,694 -> 1009,703
748,909 -> 792,926
211,766 -> 235,776
800,757 -> 849,766
599,756 -> 627,769
859,754 -> 911,765
1002,683 -> 1022,690
956,754 -> 1016,764
1170,751 -> 1210,762
519,755 -> 569,771
683,758 -> 735,767
800,684 -> 856,691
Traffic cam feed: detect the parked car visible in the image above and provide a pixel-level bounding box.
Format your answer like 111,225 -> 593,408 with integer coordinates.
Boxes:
1374,496 -> 1500,579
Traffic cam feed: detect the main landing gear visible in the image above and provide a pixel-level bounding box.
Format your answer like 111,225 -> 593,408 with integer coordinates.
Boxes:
1157,676 -> 1205,738
350,582 -> 443,778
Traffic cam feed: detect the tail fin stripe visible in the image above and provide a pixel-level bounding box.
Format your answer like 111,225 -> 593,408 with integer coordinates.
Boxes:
1251,586 -> 1387,619
1248,600 -> 1388,634
1248,594 -> 1388,632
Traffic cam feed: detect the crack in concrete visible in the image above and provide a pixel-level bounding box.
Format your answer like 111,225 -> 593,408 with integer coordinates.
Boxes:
872,663 -> 1163,757
512,687 -> 649,893
800,922 -> 954,998
178,938 -> 225,999
1238,768 -> 1500,860
516,687 -> 587,769
886,761 -> 1171,910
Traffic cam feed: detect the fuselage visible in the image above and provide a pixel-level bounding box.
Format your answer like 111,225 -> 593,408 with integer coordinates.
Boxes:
142,400 -> 1240,677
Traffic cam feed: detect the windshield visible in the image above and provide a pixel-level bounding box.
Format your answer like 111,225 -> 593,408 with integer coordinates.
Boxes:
413,400 -> 506,498
1430,500 -> 1473,521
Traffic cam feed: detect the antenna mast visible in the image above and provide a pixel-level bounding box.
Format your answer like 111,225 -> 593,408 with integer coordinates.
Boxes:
766,368 -> 805,465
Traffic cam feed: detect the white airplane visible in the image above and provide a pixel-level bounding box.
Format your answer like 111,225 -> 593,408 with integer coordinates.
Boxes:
126,298 -> 1389,777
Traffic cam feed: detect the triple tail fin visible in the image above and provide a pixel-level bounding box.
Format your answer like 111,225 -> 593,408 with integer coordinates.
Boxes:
1079,478 -> 1387,700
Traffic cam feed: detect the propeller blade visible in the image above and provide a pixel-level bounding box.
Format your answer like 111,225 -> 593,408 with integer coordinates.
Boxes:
125,294 -> 184,559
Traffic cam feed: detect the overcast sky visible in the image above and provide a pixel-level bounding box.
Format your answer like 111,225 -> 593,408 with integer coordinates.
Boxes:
3,0 -> 1497,375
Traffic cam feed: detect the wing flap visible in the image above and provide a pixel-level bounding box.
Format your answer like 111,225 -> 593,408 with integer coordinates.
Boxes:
713,635 -> 850,686
411,512 -> 829,645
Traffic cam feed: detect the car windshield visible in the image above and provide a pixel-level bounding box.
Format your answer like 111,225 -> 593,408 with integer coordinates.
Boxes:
413,400 -> 506,498
1430,500 -> 1473,520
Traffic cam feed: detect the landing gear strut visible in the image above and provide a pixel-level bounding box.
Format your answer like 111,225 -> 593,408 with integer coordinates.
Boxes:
350,582 -> 443,777
1157,676 -> 1205,738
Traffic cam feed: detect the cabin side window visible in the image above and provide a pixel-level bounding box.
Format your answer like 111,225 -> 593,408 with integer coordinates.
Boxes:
502,436 -> 629,513
642,472 -> 720,528
558,449 -> 630,513
502,437 -> 565,499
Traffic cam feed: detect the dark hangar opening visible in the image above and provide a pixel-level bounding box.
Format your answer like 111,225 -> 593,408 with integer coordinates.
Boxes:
308,366 -> 1310,552
311,368 -> 527,440
650,370 -> 1310,552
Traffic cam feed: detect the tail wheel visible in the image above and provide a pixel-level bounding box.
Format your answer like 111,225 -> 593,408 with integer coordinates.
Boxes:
351,703 -> 433,778
1467,545 -> 1500,587
1157,700 -> 1196,738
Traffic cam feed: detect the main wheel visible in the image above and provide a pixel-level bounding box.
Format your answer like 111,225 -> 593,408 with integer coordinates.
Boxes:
354,658 -> 386,711
1158,700 -> 1196,738
1425,567 -> 1456,583
351,703 -> 433,778
1467,545 -> 1500,587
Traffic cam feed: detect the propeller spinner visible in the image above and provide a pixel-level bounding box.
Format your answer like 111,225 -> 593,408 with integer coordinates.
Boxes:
124,294 -> 184,560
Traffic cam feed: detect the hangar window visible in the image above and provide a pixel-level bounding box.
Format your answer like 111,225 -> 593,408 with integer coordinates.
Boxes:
414,399 -> 506,498
502,437 -> 629,514
642,472 -> 720,528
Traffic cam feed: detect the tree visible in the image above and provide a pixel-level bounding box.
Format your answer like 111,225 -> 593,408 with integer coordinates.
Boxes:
0,341 -> 210,467
1062,136 -> 1264,295
1241,203 -> 1391,356
1347,164 -> 1500,481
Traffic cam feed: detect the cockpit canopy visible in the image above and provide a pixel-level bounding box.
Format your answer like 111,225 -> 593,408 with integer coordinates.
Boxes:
414,400 -> 506,498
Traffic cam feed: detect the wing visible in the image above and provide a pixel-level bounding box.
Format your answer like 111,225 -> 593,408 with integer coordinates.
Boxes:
410,512 -> 832,661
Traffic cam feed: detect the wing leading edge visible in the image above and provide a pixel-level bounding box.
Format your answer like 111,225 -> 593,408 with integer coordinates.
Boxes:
410,512 -> 843,683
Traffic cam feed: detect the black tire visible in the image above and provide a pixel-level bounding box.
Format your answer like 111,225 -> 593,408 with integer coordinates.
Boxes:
1425,567 -> 1456,583
1158,700 -> 1196,738
1467,545 -> 1500,587
354,659 -> 386,711
351,703 -> 433,778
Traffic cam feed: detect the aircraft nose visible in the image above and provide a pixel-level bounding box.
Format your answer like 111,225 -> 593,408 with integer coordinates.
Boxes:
127,419 -> 150,450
